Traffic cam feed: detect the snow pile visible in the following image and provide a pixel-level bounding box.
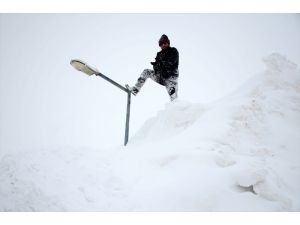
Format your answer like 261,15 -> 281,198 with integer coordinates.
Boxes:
130,100 -> 205,142
0,53 -> 299,211
123,53 -> 300,211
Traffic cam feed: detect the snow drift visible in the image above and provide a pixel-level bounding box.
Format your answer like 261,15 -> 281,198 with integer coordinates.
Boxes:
0,53 -> 299,211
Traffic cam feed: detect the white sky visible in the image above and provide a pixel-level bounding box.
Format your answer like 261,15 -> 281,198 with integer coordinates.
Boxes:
0,14 -> 299,151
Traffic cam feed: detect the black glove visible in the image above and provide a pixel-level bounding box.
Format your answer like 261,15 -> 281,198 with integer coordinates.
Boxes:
151,61 -> 160,73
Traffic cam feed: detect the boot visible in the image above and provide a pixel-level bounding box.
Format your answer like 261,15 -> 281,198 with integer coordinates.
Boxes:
125,84 -> 139,96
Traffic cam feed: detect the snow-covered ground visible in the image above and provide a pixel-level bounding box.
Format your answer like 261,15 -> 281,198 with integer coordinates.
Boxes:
0,53 -> 299,211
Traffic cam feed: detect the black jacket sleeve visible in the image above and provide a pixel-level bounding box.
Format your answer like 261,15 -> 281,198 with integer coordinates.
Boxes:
152,52 -> 161,72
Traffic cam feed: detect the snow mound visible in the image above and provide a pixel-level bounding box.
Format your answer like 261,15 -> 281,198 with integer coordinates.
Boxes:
0,53 -> 299,211
130,100 -> 205,143
120,52 -> 300,211
263,52 -> 297,72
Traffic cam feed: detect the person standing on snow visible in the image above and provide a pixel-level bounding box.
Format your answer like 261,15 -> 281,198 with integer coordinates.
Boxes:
126,34 -> 179,101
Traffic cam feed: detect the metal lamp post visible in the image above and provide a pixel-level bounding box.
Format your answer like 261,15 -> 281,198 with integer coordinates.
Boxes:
70,59 -> 131,146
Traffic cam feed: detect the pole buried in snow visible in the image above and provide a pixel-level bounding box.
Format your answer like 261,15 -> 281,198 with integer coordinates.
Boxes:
124,92 -> 131,146
70,59 -> 131,146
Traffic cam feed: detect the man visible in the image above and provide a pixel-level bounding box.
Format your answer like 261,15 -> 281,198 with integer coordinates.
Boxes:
126,34 -> 179,101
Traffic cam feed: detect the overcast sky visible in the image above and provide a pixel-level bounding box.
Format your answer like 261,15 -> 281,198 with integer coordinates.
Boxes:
0,14 -> 299,151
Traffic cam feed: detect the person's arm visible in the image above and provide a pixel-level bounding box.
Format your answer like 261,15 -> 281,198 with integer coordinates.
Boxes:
151,52 -> 161,72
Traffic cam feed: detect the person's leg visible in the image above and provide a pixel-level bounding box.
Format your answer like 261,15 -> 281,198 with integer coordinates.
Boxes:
133,69 -> 162,94
165,76 -> 178,101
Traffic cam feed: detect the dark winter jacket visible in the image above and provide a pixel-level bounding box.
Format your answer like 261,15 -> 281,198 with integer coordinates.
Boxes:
152,47 -> 179,79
